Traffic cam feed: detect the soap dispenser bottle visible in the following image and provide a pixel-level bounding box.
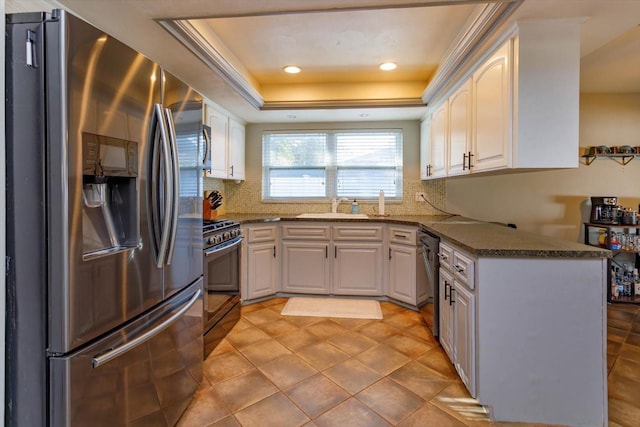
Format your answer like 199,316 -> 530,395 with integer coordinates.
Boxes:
351,199 -> 359,214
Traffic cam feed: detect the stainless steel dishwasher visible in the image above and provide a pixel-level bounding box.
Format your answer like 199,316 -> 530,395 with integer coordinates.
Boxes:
418,229 -> 440,337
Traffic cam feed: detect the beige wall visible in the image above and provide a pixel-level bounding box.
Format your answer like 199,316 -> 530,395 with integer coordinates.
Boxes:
446,93 -> 640,242
206,120 -> 448,216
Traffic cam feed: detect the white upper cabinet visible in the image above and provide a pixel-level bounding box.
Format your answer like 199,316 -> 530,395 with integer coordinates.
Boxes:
228,118 -> 245,180
431,101 -> 448,178
472,40 -> 511,172
448,79 -> 473,176
422,100 -> 448,179
206,107 -> 228,179
421,20 -> 581,180
204,101 -> 245,181
510,20 -> 580,168
419,119 -> 431,179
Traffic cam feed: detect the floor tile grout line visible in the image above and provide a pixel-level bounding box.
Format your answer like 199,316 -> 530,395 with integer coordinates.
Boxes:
208,308 -> 451,426
195,299 -> 640,427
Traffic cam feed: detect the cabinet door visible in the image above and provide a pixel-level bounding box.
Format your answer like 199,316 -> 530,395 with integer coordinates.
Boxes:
388,243 -> 417,305
333,243 -> 383,295
247,242 -> 278,300
206,107 -> 228,179
430,101 -> 448,178
439,268 -> 454,360
228,118 -> 245,180
420,118 -> 432,179
472,41 -> 511,172
453,283 -> 476,397
281,241 -> 330,294
448,80 -> 472,176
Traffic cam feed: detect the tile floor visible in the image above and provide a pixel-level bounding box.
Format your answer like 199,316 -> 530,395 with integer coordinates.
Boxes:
607,303 -> 640,427
177,299 -> 640,427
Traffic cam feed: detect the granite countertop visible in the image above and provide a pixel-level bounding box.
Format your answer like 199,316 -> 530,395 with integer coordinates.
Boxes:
225,213 -> 611,259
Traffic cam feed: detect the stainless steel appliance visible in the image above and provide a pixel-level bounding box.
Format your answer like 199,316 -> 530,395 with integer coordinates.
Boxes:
6,10 -> 205,426
203,219 -> 243,358
419,229 -> 441,337
590,196 -> 620,224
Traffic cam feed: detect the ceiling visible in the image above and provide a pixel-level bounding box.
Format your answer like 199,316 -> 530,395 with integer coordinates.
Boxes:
9,0 -> 640,123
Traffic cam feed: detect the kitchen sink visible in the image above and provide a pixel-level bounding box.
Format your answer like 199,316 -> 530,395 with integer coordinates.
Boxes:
296,213 -> 369,219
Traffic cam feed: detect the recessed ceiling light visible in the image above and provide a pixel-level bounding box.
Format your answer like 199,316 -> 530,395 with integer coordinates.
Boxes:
283,65 -> 301,74
379,62 -> 397,71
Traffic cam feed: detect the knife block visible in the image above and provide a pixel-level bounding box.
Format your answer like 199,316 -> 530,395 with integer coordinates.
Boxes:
202,200 -> 217,220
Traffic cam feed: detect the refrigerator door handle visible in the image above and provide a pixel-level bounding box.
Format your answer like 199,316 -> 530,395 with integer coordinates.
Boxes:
26,30 -> 38,68
163,107 -> 180,265
152,103 -> 173,268
91,287 -> 201,368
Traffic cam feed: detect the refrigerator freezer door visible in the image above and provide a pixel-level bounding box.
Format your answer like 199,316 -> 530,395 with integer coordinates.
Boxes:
5,12 -> 50,427
42,11 -> 165,353
162,71 -> 204,298
49,279 -> 204,427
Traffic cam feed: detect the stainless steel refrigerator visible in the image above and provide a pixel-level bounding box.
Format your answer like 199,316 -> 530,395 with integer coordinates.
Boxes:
5,9 -> 205,426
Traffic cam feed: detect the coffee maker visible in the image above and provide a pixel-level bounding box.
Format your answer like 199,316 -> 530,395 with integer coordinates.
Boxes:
590,196 -> 620,224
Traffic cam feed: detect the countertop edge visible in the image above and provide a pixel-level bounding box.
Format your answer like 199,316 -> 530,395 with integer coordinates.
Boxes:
227,214 -> 611,259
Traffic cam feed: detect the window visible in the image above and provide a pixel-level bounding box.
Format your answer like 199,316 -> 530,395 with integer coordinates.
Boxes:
263,130 -> 402,200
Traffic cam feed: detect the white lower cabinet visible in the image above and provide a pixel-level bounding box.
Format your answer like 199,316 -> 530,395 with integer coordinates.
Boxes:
332,224 -> 384,296
333,243 -> 383,295
387,226 -> 426,306
438,268 -> 455,360
250,222 -> 422,303
388,243 -> 418,304
246,242 -> 278,299
438,241 -> 476,396
242,225 -> 279,301
280,223 -> 386,297
452,282 -> 475,395
282,241 -> 330,294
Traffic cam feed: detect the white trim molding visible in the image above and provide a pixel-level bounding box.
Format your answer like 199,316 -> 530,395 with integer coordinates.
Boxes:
157,18 -> 265,110
421,0 -> 523,106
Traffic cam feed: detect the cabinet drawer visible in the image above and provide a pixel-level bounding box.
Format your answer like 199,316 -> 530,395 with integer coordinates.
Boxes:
452,250 -> 475,289
333,225 -> 383,241
282,224 -> 330,240
389,227 -> 417,245
438,242 -> 454,270
246,225 -> 277,243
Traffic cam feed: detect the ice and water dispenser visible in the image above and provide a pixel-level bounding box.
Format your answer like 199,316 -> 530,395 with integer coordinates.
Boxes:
82,132 -> 139,259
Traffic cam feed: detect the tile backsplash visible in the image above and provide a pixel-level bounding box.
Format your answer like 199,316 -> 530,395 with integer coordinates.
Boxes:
205,177 -> 446,216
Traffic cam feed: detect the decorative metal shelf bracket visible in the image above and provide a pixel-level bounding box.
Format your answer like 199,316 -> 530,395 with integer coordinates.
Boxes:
582,146 -> 639,166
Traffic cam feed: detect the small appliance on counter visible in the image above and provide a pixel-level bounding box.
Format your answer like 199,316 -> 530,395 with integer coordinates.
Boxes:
590,196 -> 620,224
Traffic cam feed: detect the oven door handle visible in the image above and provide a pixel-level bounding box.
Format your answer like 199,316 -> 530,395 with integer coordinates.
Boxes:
204,236 -> 243,257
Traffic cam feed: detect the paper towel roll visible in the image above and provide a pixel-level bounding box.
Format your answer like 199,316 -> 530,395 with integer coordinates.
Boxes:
378,190 -> 385,216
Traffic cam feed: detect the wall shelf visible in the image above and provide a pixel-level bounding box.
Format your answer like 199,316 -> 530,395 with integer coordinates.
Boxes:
584,222 -> 640,304
581,146 -> 639,166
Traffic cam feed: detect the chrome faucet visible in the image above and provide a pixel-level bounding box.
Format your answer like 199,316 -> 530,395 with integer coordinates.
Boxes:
331,197 -> 349,213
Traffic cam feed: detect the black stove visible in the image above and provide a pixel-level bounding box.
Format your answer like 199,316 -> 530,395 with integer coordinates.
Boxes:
202,218 -> 242,359
203,219 -> 241,251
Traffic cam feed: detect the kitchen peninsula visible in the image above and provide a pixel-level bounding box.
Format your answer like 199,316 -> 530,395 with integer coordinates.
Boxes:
233,214 -> 609,427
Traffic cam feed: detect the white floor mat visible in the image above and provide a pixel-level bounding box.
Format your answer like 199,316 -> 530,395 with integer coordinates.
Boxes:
281,297 -> 383,319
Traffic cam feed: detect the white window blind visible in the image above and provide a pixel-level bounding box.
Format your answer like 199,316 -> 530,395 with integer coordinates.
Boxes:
263,130 -> 402,200
176,131 -> 200,197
